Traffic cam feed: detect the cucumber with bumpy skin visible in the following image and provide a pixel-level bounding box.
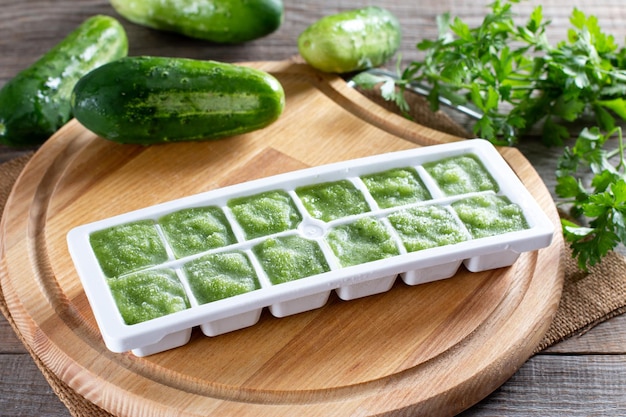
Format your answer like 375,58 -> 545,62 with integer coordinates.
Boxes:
110,0 -> 284,44
298,7 -> 401,74
71,56 -> 285,145
0,15 -> 128,147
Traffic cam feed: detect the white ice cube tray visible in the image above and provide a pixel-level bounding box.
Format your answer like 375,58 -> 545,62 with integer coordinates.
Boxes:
67,139 -> 554,356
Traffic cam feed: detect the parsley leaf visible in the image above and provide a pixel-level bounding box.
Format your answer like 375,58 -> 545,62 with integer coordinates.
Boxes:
556,127 -> 626,270
356,0 -> 626,146
354,0 -> 626,269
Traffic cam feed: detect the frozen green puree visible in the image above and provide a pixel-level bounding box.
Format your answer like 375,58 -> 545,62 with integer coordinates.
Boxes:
183,251 -> 259,305
361,167 -> 431,208
388,205 -> 467,251
107,268 -> 189,325
228,190 -> 302,239
253,235 -> 330,285
326,217 -> 399,267
452,194 -> 528,238
296,180 -> 370,222
424,154 -> 498,196
159,206 -> 235,258
90,220 -> 169,278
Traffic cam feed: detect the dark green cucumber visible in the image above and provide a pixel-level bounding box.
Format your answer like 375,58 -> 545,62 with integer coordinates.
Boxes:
71,56 -> 285,144
0,15 -> 128,147
298,7 -> 401,74
110,0 -> 283,44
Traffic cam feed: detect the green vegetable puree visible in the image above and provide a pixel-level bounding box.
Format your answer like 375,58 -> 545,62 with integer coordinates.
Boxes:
228,190 -> 302,239
183,251 -> 259,305
452,194 -> 528,238
159,206 -> 236,258
388,205 -> 467,251
361,167 -> 431,208
296,180 -> 370,222
326,217 -> 399,267
107,268 -> 189,325
253,235 -> 330,285
424,154 -> 498,196
90,220 -> 169,278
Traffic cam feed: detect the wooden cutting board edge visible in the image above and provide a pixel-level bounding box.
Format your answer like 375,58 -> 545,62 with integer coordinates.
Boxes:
254,60 -> 464,146
0,60 -> 565,417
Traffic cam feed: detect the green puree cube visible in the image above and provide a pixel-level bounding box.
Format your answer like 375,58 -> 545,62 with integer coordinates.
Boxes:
388,205 -> 467,251
253,235 -> 330,285
107,268 -> 189,325
424,154 -> 498,196
296,180 -> 370,222
159,206 -> 236,258
326,217 -> 399,267
452,194 -> 528,238
90,220 -> 169,278
183,251 -> 260,305
361,167 -> 431,208
228,190 -> 302,239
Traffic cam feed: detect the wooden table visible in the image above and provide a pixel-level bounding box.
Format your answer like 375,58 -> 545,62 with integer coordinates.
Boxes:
1,1 -> 624,416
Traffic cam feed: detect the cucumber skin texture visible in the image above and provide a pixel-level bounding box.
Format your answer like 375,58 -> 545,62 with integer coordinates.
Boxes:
298,7 -> 401,74
110,0 -> 284,44
71,56 -> 286,145
0,15 -> 128,147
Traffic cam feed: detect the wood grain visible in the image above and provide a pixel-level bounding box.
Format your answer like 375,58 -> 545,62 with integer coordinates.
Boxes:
460,355 -> 626,417
0,61 -> 563,416
0,355 -> 67,416
2,1 -> 625,416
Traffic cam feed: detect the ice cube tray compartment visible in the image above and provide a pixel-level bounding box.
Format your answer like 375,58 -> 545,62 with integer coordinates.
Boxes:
67,139 -> 554,356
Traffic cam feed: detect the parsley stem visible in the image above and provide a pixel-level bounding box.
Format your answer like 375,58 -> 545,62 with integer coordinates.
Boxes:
616,127 -> 625,171
354,0 -> 626,269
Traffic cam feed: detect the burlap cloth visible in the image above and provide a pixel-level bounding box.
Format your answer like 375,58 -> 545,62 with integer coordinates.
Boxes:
1,89 -> 625,417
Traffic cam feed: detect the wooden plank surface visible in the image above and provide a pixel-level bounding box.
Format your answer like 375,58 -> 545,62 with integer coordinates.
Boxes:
1,0 -> 625,416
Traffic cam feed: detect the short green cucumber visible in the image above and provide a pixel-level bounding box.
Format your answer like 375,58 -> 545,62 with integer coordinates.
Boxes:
298,7 -> 401,74
71,56 -> 285,144
110,0 -> 283,44
0,15 -> 128,147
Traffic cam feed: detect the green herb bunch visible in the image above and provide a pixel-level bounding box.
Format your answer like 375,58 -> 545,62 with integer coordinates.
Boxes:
354,0 -> 626,270
556,127 -> 626,270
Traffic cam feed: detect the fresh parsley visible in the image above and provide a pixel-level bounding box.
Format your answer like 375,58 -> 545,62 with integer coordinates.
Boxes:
354,0 -> 626,270
557,127 -> 626,270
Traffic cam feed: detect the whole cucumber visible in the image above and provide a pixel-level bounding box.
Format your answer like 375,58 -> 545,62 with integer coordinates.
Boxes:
71,56 -> 285,145
110,0 -> 284,44
298,7 -> 401,74
0,15 -> 128,147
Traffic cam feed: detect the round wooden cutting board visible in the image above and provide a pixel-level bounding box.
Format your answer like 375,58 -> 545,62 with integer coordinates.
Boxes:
0,61 -> 564,416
